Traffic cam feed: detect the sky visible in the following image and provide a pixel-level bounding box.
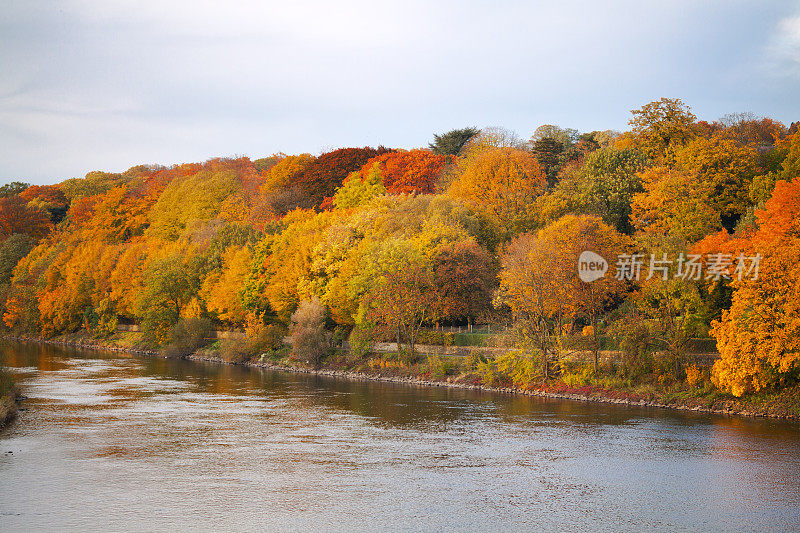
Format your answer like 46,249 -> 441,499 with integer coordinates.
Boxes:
1,0 -> 799,185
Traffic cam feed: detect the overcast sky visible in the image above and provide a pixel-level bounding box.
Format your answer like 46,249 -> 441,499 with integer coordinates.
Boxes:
1,1 -> 799,184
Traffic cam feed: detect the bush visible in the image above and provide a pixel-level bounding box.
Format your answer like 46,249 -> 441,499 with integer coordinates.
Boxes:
685,364 -> 708,388
291,298 -> 333,366
494,351 -> 541,386
426,354 -> 458,379
561,364 -> 595,387
220,324 -> 286,363
162,318 -> 214,358
348,322 -> 377,360
463,349 -> 486,371
416,330 -> 455,346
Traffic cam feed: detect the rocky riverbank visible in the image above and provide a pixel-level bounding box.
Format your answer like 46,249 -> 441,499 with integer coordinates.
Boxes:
0,372 -> 21,430
4,334 -> 799,421
184,352 -> 800,421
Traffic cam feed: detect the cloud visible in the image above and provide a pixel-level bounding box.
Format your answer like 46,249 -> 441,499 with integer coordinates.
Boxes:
1,1 -> 798,183
764,15 -> 800,78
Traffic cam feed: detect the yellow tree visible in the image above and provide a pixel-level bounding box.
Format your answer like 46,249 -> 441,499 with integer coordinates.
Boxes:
449,148 -> 546,241
631,167 -> 721,248
628,97 -> 697,162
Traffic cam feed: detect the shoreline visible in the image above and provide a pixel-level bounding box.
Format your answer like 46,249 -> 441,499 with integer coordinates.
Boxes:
0,386 -> 21,431
5,334 -> 798,421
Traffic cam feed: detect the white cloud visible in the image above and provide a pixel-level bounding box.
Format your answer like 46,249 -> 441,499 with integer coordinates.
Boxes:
764,15 -> 800,77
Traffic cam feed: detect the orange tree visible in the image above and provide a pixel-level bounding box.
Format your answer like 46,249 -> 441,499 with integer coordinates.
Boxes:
497,214 -> 631,375
449,147 -> 547,242
710,176 -> 800,396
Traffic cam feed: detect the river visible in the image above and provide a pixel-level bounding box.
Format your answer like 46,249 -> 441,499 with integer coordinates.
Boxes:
1,341 -> 799,532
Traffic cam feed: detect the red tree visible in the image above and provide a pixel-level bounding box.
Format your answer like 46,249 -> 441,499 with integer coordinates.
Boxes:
358,149 -> 449,194
294,146 -> 393,207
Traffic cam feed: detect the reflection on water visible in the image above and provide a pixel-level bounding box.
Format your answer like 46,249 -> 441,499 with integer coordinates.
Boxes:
1,341 -> 799,532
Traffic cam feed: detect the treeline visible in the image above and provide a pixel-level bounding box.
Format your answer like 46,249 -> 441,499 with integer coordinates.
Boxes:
1,98 -> 798,398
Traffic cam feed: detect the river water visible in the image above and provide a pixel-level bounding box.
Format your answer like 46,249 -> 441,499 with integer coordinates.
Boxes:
1,342 -> 799,532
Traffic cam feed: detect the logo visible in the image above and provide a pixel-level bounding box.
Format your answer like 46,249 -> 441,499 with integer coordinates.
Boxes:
578,251 -> 608,283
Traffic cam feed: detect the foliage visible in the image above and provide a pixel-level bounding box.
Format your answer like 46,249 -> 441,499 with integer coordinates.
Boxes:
628,97 -> 697,162
163,317 -> 214,358
293,147 -> 392,207
429,127 -> 480,155
364,258 -> 442,355
449,147 -> 546,240
0,234 -> 36,285
0,195 -> 52,240
358,149 -> 448,195
1,102 -> 797,401
711,177 -> 800,396
291,297 -> 333,366
432,238 -> 495,324
543,147 -> 647,233
138,254 -> 200,344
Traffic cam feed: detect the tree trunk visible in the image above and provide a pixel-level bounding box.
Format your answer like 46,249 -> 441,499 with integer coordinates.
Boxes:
397,324 -> 401,354
592,311 -> 599,375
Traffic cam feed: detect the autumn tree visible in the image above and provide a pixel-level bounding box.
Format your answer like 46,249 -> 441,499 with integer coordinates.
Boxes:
449,147 -> 547,241
0,182 -> 31,198
137,254 -> 200,343
365,259 -> 442,356
673,135 -> 759,228
358,149 -> 448,195
432,239 -> 495,326
0,196 -> 52,241
333,167 -> 386,209
293,147 -> 393,207
710,177 -> 800,396
291,297 -> 332,366
543,147 -> 648,234
629,97 -> 697,162
0,234 -> 36,285
530,137 -> 566,186
20,184 -> 69,223
631,167 -> 721,248
497,214 -> 630,374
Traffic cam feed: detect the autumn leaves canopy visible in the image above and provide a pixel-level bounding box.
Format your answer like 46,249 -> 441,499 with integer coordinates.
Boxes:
0,97 -> 798,397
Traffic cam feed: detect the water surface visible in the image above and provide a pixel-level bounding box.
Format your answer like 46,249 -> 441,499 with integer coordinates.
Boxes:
1,342 -> 799,532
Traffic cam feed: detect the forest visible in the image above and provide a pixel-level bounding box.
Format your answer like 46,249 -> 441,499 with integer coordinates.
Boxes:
1,97 -> 798,400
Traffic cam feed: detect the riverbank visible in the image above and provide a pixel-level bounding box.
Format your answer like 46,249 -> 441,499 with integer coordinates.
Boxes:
0,368 -> 21,430
4,332 -> 799,421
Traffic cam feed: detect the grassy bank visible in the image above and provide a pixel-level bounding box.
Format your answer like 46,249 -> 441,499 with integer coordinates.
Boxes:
8,330 -> 800,421
0,365 -> 21,429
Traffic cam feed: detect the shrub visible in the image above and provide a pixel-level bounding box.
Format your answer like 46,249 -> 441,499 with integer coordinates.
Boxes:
463,349 -> 485,371
416,330 -> 455,346
685,364 -> 708,388
162,318 -> 214,358
494,351 -> 541,386
348,321 -> 377,360
561,364 -> 595,387
220,324 -> 286,363
291,298 -> 333,366
427,354 -> 458,378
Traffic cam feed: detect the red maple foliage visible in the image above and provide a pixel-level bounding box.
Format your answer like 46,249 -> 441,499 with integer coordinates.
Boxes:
358,149 -> 449,194
293,146 -> 393,206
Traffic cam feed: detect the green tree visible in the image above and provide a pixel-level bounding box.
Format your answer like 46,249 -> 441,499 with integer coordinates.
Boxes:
137,255 -> 199,343
0,234 -> 36,285
0,182 -> 31,198
429,127 -> 480,155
